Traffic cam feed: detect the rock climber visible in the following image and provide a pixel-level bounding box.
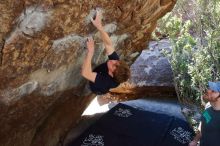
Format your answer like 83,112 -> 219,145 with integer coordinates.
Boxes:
81,10 -> 130,95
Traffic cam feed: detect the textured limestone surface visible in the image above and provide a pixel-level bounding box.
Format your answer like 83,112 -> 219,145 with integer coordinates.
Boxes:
0,0 -> 176,146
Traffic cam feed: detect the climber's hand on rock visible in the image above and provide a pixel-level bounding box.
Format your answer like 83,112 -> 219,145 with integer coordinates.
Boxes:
86,37 -> 94,55
91,10 -> 103,31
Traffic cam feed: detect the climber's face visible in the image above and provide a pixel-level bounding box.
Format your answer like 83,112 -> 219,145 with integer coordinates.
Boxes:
107,60 -> 119,73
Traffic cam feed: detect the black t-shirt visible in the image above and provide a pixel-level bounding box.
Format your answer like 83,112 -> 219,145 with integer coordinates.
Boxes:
200,106 -> 220,146
89,51 -> 120,95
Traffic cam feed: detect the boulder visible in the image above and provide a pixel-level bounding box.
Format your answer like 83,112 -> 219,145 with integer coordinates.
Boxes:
0,0 -> 176,146
131,39 -> 174,87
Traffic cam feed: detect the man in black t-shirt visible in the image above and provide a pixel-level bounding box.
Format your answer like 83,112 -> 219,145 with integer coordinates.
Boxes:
189,81 -> 220,146
81,10 -> 130,95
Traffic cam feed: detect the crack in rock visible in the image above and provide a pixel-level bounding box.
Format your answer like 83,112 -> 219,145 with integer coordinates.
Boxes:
0,39 -> 5,65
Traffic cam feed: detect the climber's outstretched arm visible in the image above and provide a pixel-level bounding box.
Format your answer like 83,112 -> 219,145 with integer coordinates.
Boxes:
81,37 -> 97,83
91,10 -> 115,55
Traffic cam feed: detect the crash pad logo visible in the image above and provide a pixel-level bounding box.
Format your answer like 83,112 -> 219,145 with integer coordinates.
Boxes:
170,127 -> 192,144
114,108 -> 133,117
81,134 -> 104,146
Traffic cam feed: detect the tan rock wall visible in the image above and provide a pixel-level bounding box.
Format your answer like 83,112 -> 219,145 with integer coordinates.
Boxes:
0,0 -> 176,145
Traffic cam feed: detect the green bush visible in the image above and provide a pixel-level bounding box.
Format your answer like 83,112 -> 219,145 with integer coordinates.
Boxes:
155,0 -> 220,107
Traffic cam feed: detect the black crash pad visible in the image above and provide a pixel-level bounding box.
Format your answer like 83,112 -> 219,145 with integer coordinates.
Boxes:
68,103 -> 195,146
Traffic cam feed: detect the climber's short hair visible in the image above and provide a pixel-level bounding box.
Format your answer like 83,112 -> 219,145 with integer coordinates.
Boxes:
113,61 -> 130,83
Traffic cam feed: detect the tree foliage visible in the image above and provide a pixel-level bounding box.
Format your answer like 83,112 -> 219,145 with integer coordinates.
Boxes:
155,0 -> 220,107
